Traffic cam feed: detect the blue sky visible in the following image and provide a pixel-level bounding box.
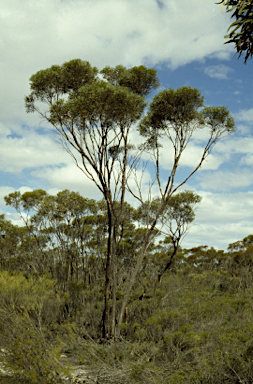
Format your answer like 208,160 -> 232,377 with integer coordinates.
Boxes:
1,0 -> 253,250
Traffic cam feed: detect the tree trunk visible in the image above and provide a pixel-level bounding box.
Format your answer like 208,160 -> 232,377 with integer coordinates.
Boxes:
101,207 -> 112,339
153,241 -> 178,297
116,196 -> 172,336
111,225 -> 117,338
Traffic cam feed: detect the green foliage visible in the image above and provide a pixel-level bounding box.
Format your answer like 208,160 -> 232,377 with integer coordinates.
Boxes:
138,87 -> 234,152
3,325 -> 65,384
25,59 -> 98,109
101,64 -> 160,97
1,220 -> 253,383
218,0 -> 253,63
50,80 -> 146,128
135,191 -> 201,233
0,214 -> 26,271
0,271 -> 70,383
199,106 -> 236,135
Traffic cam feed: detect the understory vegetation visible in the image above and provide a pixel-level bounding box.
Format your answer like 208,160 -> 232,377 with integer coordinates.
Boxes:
0,189 -> 253,383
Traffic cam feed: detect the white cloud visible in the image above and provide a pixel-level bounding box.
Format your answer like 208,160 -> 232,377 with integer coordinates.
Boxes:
0,126 -> 68,173
0,123 -> 12,138
240,154 -> 253,166
158,135 -> 229,172
181,190 -> 253,250
184,220 -> 253,250
235,108 -> 253,123
197,191 -> 253,222
236,124 -> 252,135
0,0 -> 232,127
180,143 -> 227,171
204,64 -> 233,79
197,168 -> 253,191
31,163 -> 103,200
0,186 -> 16,211
32,159 -> 156,204
214,136 -> 253,155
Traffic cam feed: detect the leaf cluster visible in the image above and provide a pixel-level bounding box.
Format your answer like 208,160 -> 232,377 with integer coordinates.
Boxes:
138,87 -> 235,151
101,64 -> 160,97
218,0 -> 253,62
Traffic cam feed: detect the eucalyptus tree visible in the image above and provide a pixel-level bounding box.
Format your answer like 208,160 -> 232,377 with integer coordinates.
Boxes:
0,214 -> 28,272
4,189 -> 110,322
135,191 -> 201,293
25,60 -> 159,338
25,60 -> 235,338
116,87 -> 235,334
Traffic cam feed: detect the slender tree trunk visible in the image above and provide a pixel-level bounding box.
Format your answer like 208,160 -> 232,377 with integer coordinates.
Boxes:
116,235 -> 149,334
153,242 -> 178,297
111,224 -> 117,338
158,242 -> 178,281
101,207 -> 112,339
111,137 -> 128,338
116,197 -> 168,335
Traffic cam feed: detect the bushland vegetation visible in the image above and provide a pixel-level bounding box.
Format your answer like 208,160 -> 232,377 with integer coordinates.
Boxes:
0,60 -> 239,383
1,190 -> 253,383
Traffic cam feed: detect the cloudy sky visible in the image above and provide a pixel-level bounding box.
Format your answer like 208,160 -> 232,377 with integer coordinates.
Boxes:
1,0 -> 253,250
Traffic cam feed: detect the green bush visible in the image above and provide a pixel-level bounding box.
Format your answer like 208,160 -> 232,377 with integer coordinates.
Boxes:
0,271 -> 70,383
